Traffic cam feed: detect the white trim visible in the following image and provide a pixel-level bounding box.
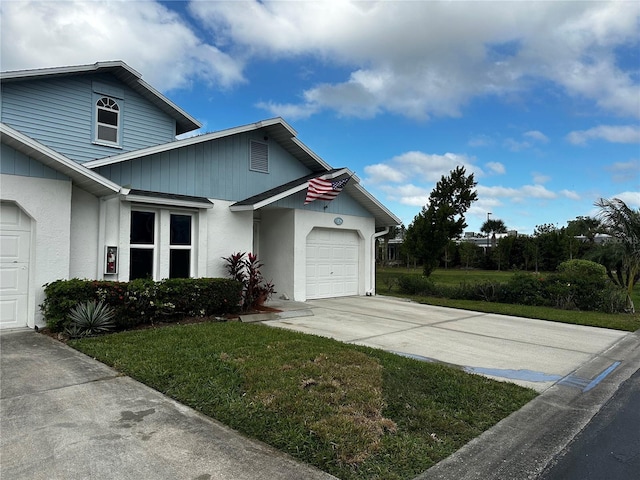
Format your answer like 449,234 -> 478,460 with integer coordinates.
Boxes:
123,194 -> 213,209
0,122 -> 121,196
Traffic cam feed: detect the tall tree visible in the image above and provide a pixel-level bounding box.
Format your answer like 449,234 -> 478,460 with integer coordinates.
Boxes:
593,198 -> 640,313
404,166 -> 478,276
480,218 -> 507,247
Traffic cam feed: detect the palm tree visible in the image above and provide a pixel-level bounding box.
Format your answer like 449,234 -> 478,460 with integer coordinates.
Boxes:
594,198 -> 640,313
480,218 -> 507,248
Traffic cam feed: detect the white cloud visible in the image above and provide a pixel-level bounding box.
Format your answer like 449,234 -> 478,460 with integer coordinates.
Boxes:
190,0 -> 639,120
365,151 -> 481,185
524,130 -> 549,143
379,184 -> 431,207
567,125 -> 640,145
503,138 -> 532,152
486,162 -> 506,175
255,100 -> 319,121
0,1 -> 245,92
560,190 -> 581,200
615,192 -> 640,208
605,160 -> 640,183
504,129 -> 550,151
478,184 -> 557,204
533,173 -> 552,184
3,1 -> 637,120
363,164 -> 407,184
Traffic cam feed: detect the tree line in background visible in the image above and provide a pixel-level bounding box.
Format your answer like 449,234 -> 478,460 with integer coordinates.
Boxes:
378,168 -> 640,313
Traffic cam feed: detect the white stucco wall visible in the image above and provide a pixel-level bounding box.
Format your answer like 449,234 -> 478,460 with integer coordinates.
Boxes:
206,200 -> 254,278
259,208 -> 295,299
69,185 -> 100,279
292,210 -> 375,301
0,174 -> 72,328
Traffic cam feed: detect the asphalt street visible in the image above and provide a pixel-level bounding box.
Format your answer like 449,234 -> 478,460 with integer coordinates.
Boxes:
538,368 -> 640,480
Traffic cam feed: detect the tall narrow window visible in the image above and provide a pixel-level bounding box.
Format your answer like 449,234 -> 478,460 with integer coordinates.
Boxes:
130,211 -> 155,280
169,214 -> 192,278
96,97 -> 120,144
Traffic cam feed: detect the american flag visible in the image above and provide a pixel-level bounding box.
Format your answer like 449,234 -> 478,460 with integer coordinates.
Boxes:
304,176 -> 351,205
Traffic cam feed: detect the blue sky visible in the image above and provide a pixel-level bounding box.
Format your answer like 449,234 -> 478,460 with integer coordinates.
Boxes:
2,0 -> 639,234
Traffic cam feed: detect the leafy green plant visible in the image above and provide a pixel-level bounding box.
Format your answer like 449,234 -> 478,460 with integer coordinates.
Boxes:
42,277 -> 242,332
223,252 -> 275,311
64,300 -> 115,338
397,275 -> 438,296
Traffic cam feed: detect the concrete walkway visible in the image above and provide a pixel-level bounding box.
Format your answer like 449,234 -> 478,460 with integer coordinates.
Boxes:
0,329 -> 336,480
265,296 -> 628,392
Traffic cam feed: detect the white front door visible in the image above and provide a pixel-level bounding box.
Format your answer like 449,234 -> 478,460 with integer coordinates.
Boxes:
306,228 -> 359,299
0,202 -> 31,329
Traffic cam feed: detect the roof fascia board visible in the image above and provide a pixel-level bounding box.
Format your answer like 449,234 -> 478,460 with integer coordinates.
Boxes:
0,122 -> 121,194
290,137 -> 332,170
353,183 -> 402,225
0,61 -> 138,80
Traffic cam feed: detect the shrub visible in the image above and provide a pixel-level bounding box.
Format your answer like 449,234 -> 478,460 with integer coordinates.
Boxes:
498,272 -> 549,306
449,281 -> 501,302
64,300 -> 115,338
222,252 -> 275,311
397,275 -> 438,296
557,259 -> 606,279
553,260 -> 610,311
42,277 -> 242,332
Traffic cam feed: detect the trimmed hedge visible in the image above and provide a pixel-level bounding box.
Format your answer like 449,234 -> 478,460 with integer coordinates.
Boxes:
41,277 -> 243,332
397,260 -> 627,314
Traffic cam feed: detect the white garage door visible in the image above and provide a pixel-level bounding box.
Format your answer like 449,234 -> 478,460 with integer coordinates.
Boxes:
306,228 -> 359,299
0,202 -> 31,329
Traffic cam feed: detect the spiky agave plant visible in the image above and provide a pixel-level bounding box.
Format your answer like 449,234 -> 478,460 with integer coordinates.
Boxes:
65,300 -> 116,338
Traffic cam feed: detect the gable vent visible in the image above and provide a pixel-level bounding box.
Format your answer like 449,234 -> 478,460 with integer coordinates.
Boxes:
250,140 -> 269,173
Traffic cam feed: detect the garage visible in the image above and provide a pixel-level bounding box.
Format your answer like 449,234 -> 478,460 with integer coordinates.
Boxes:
0,202 -> 31,329
306,228 -> 360,299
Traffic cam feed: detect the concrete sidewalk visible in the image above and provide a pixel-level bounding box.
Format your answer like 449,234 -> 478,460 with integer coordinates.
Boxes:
0,329 -> 336,480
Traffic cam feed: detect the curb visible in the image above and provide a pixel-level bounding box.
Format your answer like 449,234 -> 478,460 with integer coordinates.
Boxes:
416,330 -> 640,480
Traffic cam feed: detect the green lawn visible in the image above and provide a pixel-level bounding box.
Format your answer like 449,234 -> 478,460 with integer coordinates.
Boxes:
70,322 -> 537,480
377,267 -> 640,332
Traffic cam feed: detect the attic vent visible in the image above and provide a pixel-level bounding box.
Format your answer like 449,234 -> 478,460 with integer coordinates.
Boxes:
250,140 -> 269,173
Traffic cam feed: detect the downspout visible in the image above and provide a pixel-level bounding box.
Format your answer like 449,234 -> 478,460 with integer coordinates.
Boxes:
368,227 -> 390,296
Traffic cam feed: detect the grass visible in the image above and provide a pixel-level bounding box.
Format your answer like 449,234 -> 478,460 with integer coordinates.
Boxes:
70,322 -> 537,480
377,267 -> 640,332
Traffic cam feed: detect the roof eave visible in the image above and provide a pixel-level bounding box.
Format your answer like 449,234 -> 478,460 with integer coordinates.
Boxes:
0,123 -> 121,197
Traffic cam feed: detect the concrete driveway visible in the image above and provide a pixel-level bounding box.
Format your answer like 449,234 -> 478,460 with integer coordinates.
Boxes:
264,296 -> 628,392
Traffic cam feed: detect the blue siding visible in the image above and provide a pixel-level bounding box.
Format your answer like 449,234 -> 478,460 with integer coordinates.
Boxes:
0,143 -> 70,181
96,131 -> 312,200
95,130 -> 371,218
1,73 -> 177,164
274,187 -> 371,217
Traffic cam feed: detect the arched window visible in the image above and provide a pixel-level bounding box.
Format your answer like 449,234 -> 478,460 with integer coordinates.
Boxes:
95,97 -> 120,144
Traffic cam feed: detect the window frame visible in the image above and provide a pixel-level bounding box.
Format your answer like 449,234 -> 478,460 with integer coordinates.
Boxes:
128,207 -> 196,281
93,95 -> 122,148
